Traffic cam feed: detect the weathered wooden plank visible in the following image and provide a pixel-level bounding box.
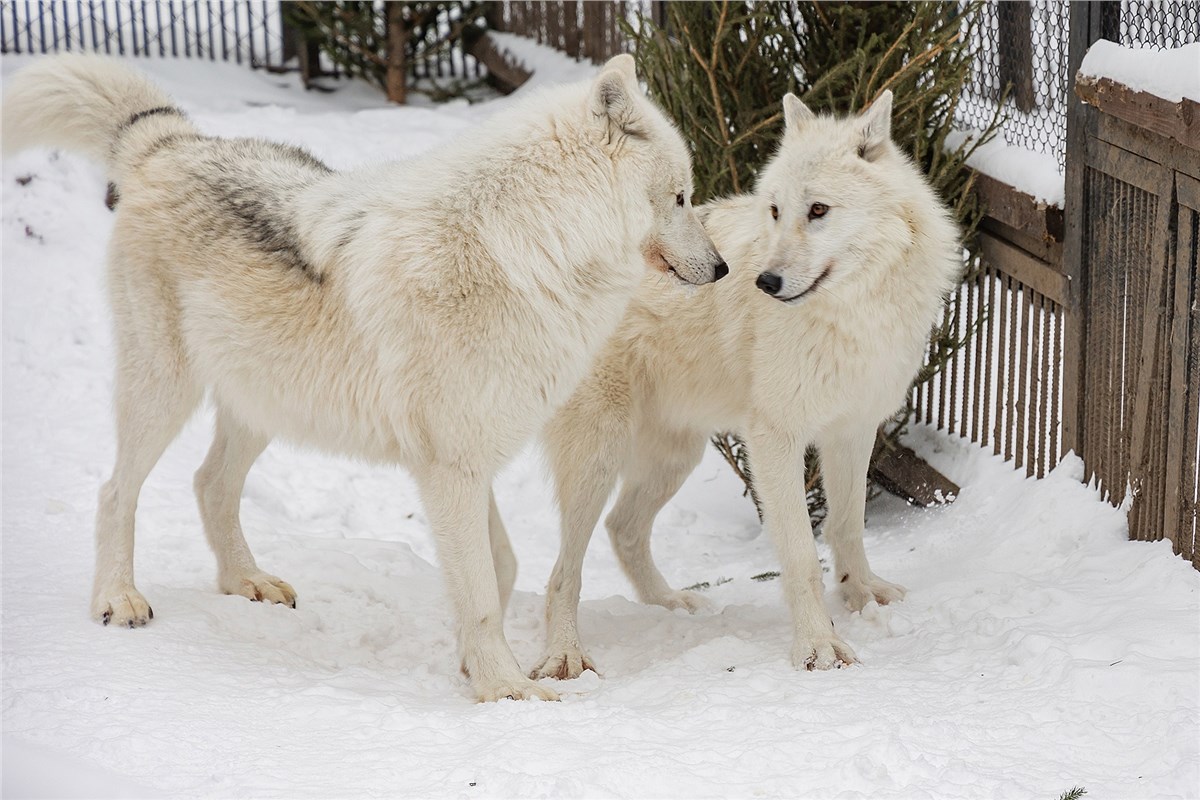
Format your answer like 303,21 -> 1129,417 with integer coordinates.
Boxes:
1185,225 -> 1200,567
869,443 -> 961,508
1049,297 -> 1062,469
971,267 -> 986,444
978,230 -> 1069,306
1084,136 -> 1163,195
1006,272 -> 1021,463
563,1 -> 580,60
1165,202 -> 1196,552
1092,110 -> 1200,181
981,266 -> 996,450
1126,170 -> 1173,538
997,0 -> 1034,113
974,170 -> 1066,244
1059,0 -> 1104,463
1033,292 -> 1048,477
993,271 -> 1010,455
1076,73 -> 1200,152
1179,172 -> 1200,212
465,29 -> 533,95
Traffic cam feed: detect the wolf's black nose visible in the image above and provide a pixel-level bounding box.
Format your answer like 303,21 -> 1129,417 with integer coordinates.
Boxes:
714,261 -> 729,281
756,272 -> 782,295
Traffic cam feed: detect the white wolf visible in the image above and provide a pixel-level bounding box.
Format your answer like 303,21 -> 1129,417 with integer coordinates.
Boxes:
532,91 -> 961,680
3,54 -> 727,702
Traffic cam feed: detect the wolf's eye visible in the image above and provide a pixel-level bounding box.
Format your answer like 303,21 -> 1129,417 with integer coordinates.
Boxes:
676,193 -> 685,207
808,203 -> 829,219
770,204 -> 779,221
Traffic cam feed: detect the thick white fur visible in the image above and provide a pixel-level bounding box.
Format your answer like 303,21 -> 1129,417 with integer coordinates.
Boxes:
533,91 -> 962,680
3,54 -> 725,702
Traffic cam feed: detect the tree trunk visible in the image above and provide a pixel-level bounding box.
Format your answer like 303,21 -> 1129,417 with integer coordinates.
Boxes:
386,3 -> 407,104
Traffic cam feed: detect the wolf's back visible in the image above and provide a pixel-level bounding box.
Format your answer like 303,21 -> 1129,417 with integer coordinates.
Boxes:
2,55 -> 194,179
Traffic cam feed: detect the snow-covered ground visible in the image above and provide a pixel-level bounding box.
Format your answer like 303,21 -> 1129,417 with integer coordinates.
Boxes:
3,50 -> 1199,800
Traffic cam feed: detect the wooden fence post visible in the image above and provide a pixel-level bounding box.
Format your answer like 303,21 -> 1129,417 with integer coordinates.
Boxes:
1060,0 -> 1119,459
386,3 -> 407,104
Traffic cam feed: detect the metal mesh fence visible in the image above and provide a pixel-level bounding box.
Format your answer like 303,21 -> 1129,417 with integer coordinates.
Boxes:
955,0 -> 1200,176
1121,0 -> 1200,48
956,1 -> 1070,172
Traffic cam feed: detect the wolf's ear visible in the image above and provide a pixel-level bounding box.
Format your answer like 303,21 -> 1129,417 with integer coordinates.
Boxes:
590,61 -> 641,141
857,90 -> 893,161
602,53 -> 637,83
783,93 -> 815,135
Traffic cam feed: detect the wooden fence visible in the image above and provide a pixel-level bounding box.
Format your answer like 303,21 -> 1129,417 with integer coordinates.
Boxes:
487,0 -> 655,64
1,0 -> 288,67
917,2 -> 1198,568
1067,64 -> 1200,568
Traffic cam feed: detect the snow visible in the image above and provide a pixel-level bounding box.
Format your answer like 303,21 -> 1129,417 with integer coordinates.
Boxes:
4,48 -> 1199,799
488,31 -> 598,89
1080,41 -> 1200,103
946,128 -> 1066,208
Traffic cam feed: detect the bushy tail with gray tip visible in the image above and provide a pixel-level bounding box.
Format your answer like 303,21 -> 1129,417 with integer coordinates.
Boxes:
2,54 -> 196,182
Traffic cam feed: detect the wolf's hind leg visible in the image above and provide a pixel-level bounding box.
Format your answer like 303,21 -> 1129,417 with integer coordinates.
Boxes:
488,489 -> 516,615
92,315 -> 201,627
194,409 -> 295,607
605,427 -> 708,613
818,425 -> 906,611
530,384 -> 633,681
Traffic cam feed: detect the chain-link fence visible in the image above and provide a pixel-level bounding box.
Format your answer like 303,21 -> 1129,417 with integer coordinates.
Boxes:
1122,0 -> 1200,48
956,1 -> 1069,171
956,0 -> 1200,175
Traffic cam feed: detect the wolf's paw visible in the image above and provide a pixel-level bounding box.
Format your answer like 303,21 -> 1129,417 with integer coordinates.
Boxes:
92,587 -> 154,628
647,589 -> 710,614
791,634 -> 857,671
474,675 -> 560,703
841,573 -> 906,612
529,646 -> 598,681
221,571 -> 297,608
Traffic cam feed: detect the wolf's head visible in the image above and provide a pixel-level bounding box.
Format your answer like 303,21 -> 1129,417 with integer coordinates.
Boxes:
587,55 -> 727,286
751,91 -> 949,305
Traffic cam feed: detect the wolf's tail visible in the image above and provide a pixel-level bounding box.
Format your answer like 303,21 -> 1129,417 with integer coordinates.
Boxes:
2,54 -> 196,182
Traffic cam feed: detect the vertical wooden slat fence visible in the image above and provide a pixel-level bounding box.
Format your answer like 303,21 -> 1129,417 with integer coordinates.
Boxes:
919,1 -> 1198,568
1064,70 -> 1200,567
490,0 -> 642,63
1,0 -> 286,67
911,170 -> 1068,482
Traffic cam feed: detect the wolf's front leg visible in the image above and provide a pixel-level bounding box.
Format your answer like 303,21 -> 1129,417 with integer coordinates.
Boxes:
818,425 -> 906,611
747,422 -> 857,670
417,464 -> 557,702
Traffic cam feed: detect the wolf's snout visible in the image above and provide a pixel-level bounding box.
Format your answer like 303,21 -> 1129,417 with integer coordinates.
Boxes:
756,272 -> 783,296
714,260 -> 729,281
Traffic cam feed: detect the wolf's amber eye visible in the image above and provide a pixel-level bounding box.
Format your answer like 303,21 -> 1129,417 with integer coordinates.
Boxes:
770,204 -> 779,221
809,203 -> 829,219
676,193 -> 685,207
